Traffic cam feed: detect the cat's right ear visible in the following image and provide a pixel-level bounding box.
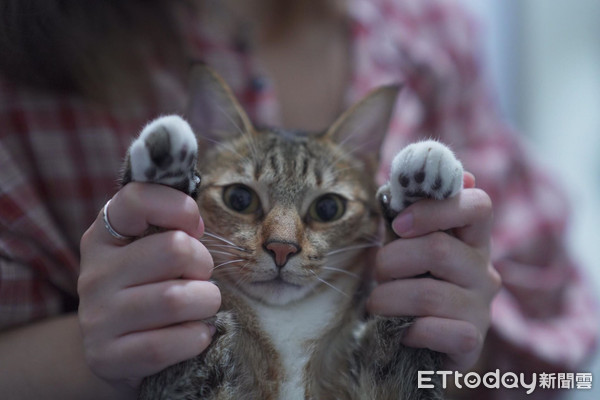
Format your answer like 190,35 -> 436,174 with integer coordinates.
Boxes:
325,84 -> 401,162
186,65 -> 255,150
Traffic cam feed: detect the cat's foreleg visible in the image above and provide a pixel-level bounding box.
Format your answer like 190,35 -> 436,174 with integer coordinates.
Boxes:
137,311 -> 241,400
352,316 -> 444,400
358,140 -> 464,399
119,116 -> 237,400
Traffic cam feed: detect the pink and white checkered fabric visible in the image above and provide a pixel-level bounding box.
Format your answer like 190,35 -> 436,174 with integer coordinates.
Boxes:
1,0 -> 597,392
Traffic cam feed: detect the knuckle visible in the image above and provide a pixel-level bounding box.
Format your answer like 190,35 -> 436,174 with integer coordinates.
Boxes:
161,282 -> 221,320
458,323 -> 482,354
427,232 -> 452,263
452,290 -> 471,312
374,246 -> 390,276
194,245 -> 214,278
77,306 -> 97,330
83,341 -> 113,378
77,259 -> 114,298
78,301 -> 110,334
469,189 -> 493,219
182,196 -> 201,220
196,322 -> 215,350
77,273 -> 94,297
165,231 -> 195,265
77,269 -> 105,299
204,283 -> 222,314
79,225 -> 95,252
113,186 -> 140,218
489,264 -> 502,293
142,339 -> 175,368
161,285 -> 190,319
416,279 -> 442,315
84,347 -> 105,373
120,182 -> 145,204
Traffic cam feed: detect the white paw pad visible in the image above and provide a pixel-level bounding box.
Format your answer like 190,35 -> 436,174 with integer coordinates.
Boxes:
380,140 -> 463,214
129,115 -> 200,195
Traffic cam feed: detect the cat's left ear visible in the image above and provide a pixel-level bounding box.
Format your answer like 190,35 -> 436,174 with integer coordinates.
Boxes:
325,84 -> 401,160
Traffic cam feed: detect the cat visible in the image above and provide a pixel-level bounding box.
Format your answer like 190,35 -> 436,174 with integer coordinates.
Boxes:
120,65 -> 463,400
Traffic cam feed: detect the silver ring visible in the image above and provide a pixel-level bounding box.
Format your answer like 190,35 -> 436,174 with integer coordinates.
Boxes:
102,199 -> 135,241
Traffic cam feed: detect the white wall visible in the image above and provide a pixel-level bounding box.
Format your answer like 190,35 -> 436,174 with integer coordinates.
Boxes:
457,1 -> 600,399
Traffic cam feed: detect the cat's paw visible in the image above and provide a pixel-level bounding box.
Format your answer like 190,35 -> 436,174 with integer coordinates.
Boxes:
379,140 -> 463,216
127,115 -> 200,197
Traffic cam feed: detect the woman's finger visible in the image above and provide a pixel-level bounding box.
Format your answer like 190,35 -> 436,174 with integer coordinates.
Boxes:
115,231 -> 214,287
367,278 -> 484,325
392,188 -> 493,250
400,317 -> 483,371
104,279 -> 221,336
79,230 -> 214,295
88,321 -> 216,381
375,232 -> 487,288
463,171 -> 475,189
94,183 -> 203,246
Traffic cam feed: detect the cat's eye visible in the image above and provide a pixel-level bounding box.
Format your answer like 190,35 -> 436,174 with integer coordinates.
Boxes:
308,194 -> 346,223
223,184 -> 260,214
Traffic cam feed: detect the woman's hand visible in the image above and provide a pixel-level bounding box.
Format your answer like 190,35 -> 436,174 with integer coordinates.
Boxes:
368,173 -> 501,371
78,183 -> 221,390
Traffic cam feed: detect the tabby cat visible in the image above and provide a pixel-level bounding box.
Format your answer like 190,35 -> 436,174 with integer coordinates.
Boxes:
120,66 -> 463,400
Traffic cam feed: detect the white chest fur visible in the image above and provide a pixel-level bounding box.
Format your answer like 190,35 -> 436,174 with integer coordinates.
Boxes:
244,276 -> 356,400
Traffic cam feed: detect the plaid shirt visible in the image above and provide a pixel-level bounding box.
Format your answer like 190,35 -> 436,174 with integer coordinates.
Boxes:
0,0 -> 597,396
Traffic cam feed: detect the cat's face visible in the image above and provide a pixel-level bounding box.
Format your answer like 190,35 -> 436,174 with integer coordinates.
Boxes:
187,66 -> 399,305
197,129 -> 380,305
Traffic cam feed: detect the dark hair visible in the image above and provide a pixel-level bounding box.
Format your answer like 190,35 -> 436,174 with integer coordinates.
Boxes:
0,0 -> 189,102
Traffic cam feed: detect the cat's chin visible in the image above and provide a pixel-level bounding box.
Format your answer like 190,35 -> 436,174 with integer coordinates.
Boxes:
239,278 -> 313,306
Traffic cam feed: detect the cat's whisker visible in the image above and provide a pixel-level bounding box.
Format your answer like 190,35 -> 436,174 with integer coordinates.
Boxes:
310,270 -> 350,298
243,132 -> 260,167
203,231 -> 246,249
213,259 -> 246,270
203,233 -> 251,253
206,249 -> 239,257
213,102 -> 248,137
211,266 -> 243,275
203,242 -> 248,252
325,242 -> 381,257
234,273 -> 253,288
329,166 -> 356,178
362,233 -> 382,243
337,122 -> 386,162
212,100 -> 260,163
324,259 -> 364,276
321,266 -> 360,279
199,136 -> 245,160
327,134 -> 371,169
239,261 -> 251,272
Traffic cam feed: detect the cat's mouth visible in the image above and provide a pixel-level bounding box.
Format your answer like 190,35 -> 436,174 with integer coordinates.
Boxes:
237,274 -> 312,305
251,276 -> 302,289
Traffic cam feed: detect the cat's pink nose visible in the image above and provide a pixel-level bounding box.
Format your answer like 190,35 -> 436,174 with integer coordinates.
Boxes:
264,241 -> 300,268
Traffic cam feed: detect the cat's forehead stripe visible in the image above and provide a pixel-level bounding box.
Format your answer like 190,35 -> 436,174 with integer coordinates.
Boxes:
267,127 -> 314,141
253,134 -> 306,171
216,129 -> 367,205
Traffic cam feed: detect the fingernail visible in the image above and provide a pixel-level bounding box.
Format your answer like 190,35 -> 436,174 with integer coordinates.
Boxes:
393,212 -> 414,236
196,216 -> 205,238
208,324 -> 217,336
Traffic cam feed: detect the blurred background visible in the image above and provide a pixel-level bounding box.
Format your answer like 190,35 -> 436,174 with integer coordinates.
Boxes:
458,0 -> 600,398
